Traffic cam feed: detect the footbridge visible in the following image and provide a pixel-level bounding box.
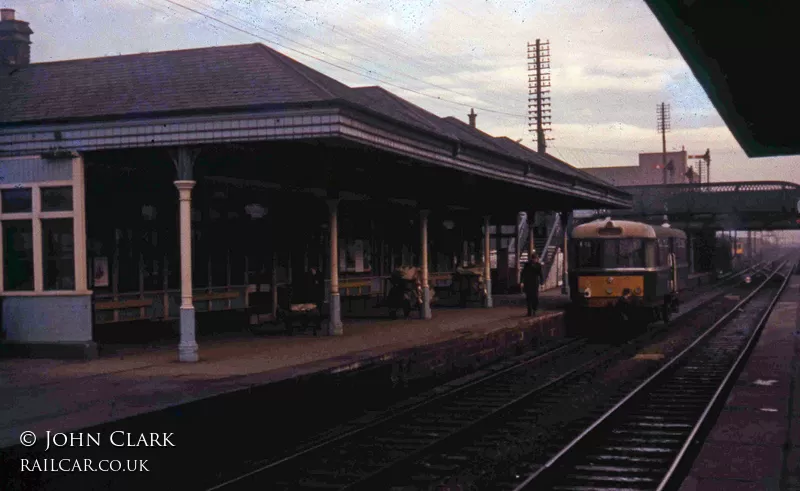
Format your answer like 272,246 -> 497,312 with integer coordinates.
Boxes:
580,181 -> 800,231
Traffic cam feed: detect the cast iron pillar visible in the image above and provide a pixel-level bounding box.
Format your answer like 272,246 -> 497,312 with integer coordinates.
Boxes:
483,215 -> 493,308
420,210 -> 432,319
560,211 -> 570,296
170,147 -> 200,363
327,199 -> 343,335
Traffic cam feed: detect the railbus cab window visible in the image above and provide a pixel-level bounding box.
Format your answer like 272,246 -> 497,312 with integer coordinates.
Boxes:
657,238 -> 670,266
674,238 -> 687,264
574,238 -> 647,268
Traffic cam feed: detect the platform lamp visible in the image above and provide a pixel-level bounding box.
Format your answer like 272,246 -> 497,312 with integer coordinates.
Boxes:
141,204 -> 156,221
244,203 -> 267,219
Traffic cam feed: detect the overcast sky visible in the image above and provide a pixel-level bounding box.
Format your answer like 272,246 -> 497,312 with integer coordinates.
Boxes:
7,0 -> 800,183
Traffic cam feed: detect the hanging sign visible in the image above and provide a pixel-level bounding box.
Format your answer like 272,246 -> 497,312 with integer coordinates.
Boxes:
93,257 -> 109,287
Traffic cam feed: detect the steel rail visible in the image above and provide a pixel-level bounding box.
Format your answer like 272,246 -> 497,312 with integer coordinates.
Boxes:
209,260 -> 778,490
512,259 -> 790,490
205,338 -> 585,490
339,340 -> 639,491
656,261 -> 793,490
337,264 -> 772,490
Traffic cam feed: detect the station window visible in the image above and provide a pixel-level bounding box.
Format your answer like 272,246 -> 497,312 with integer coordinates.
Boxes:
341,239 -> 372,273
40,187 -> 73,212
42,219 -> 75,290
1,182 -> 78,293
2,188 -> 33,213
3,220 -> 34,291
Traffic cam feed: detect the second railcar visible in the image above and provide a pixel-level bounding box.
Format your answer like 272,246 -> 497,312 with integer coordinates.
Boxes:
569,218 -> 690,326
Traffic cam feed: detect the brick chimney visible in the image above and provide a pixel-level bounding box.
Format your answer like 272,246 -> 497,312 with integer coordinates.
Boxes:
468,108 -> 477,128
0,9 -> 33,67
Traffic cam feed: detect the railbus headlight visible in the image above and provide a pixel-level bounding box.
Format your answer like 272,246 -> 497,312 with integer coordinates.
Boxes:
583,287 -> 592,298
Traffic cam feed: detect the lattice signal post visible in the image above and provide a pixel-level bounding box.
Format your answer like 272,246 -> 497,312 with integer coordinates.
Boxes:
688,148 -> 711,184
657,102 -> 671,184
528,39 -> 552,154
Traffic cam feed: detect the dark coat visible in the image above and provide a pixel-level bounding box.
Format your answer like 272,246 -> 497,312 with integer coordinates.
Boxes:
308,270 -> 324,304
521,261 -> 544,293
294,269 -> 324,305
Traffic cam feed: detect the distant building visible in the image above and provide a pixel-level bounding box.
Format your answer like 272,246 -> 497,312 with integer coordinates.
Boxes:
583,150 -> 692,186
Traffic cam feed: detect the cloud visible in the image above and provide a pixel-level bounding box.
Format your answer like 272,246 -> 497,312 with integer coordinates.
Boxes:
6,0 -> 798,184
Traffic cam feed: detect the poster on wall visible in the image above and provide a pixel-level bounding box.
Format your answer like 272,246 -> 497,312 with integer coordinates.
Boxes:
353,240 -> 364,273
93,257 -> 109,287
339,246 -> 347,272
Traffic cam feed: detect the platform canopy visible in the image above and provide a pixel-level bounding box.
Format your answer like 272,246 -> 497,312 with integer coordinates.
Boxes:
643,1 -> 800,157
0,43 -> 631,212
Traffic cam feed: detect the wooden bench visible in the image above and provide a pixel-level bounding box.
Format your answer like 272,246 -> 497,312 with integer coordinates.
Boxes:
194,291 -> 240,302
428,272 -> 455,299
95,298 -> 153,311
94,298 -> 154,324
340,278 -> 381,311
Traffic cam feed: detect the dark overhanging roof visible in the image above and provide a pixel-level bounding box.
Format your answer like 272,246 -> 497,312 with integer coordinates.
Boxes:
642,0 -> 800,158
0,42 -> 628,204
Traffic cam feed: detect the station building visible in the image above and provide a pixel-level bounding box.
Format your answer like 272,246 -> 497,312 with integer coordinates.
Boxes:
582,150 -> 693,187
0,9 -> 631,360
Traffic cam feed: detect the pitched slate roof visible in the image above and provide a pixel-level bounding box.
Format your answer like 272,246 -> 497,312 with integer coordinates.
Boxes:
347,88 -> 612,188
0,43 -> 350,123
0,41 -> 615,191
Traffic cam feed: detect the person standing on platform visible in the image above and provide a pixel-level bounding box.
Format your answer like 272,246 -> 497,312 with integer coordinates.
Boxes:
307,266 -> 325,308
520,253 -> 544,316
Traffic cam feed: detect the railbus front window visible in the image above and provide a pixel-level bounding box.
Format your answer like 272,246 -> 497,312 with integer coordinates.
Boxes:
575,239 -> 602,268
645,241 -> 657,267
574,239 -> 646,269
616,239 -> 645,268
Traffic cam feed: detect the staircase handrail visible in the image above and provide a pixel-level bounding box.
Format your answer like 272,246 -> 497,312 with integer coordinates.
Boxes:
540,212 -> 563,280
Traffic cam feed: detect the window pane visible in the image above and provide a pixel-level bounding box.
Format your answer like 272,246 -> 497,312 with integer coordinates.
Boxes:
618,239 -> 644,267
42,218 -> 75,291
603,240 -> 619,268
576,240 -> 602,268
658,238 -> 670,266
41,186 -> 73,212
3,220 -> 34,291
1,188 -> 32,214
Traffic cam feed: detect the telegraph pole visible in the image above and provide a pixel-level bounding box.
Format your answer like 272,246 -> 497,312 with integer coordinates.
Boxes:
657,102 -> 671,184
528,39 -> 552,153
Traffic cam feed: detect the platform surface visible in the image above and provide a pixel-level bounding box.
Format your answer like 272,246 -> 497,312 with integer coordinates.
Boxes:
679,275 -> 800,491
0,297 -> 570,450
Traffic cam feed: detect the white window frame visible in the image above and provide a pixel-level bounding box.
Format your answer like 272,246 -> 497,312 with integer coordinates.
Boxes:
0,157 -> 88,296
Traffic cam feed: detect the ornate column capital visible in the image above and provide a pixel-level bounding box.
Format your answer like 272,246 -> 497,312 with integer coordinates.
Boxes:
169,147 -> 201,181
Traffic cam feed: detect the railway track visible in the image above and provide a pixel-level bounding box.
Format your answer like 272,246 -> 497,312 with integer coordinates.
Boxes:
207,263 -> 777,491
206,338 -> 608,490
513,260 -> 794,491
327,265 -> 783,491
